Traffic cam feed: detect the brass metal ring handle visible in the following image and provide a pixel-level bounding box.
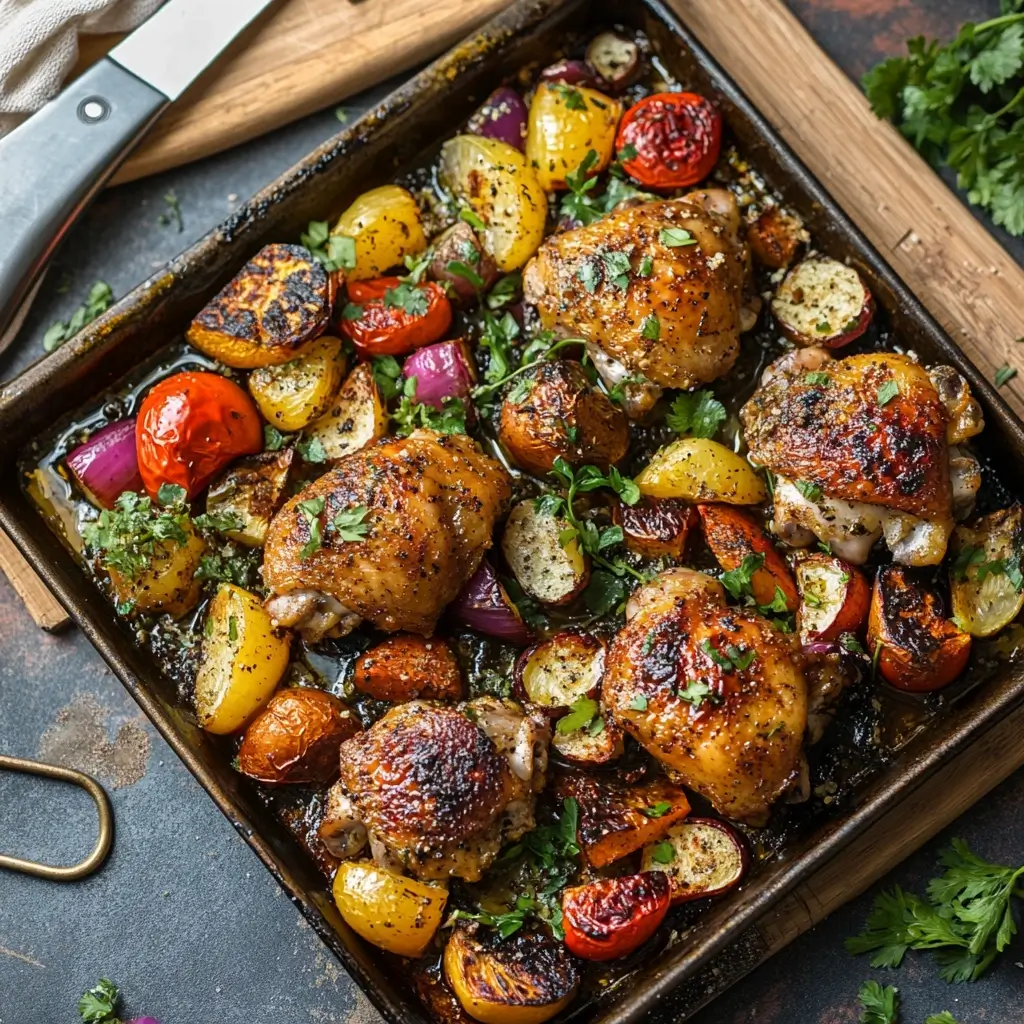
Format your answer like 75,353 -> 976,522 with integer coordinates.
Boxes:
0,754 -> 114,881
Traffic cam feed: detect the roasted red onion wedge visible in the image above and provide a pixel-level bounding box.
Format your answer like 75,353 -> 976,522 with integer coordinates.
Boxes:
66,419 -> 143,510
467,86 -> 529,151
402,339 -> 476,409
451,560 -> 531,644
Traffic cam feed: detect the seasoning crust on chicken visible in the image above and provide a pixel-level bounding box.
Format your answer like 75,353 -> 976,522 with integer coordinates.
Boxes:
523,190 -> 750,392
602,569 -> 808,826
320,699 -> 550,881
263,430 -> 511,638
741,351 -> 982,566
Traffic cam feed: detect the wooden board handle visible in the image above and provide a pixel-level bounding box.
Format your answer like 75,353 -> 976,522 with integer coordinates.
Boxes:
0,529 -> 70,632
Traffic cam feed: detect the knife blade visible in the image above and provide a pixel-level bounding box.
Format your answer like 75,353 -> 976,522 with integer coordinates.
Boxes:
0,0 -> 278,356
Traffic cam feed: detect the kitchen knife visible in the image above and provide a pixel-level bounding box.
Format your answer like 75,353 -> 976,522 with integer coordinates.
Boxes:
0,0 -> 278,355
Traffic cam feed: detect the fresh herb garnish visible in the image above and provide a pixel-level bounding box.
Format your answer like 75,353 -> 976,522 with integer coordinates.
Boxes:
295,434 -> 327,464
384,281 -> 430,316
372,355 -> 404,400
628,694 -> 648,711
637,254 -> 654,277
995,363 -> 1018,387
300,220 -> 357,272
857,980 -> 899,1024
650,840 -> 675,864
297,496 -> 326,559
556,696 -> 601,735
44,280 -> 115,352
640,801 -> 672,818
487,273 -> 521,309
192,508 -> 244,534
332,505 -> 370,542
659,226 -> 698,247
392,375 -> 468,437
701,638 -> 757,673
157,190 -> 183,232
195,548 -> 262,590
459,207 -> 487,231
640,313 -> 660,340
582,568 -> 630,616
877,380 -> 900,406
795,479 -> 824,502
720,553 -> 766,601
862,10 -> 1024,236
263,424 -> 288,451
847,838 -> 1024,981
677,678 -> 712,707
665,389 -> 727,439
554,83 -> 587,110
78,979 -> 121,1023
559,149 -> 652,227
806,371 -> 832,386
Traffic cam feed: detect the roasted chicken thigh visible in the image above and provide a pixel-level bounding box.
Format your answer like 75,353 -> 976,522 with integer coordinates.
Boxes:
319,699 -> 550,881
741,350 -> 982,566
263,430 -> 511,638
602,568 -> 807,825
523,190 -> 751,394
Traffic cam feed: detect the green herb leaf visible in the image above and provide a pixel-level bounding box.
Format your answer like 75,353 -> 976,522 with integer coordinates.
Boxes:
857,980 -> 899,1024
650,840 -> 675,864
44,281 -> 114,352
659,227 -> 698,247
332,505 -> 370,542
78,979 -> 120,1023
665,389 -> 727,438
263,424 -> 288,451
925,1013 -> 962,1024
487,273 -> 521,309
995,363 -> 1018,387
554,83 -> 587,110
447,259 -> 485,292
628,694 -> 648,710
640,801 -> 672,818
372,354 -> 404,400
640,313 -> 660,340
460,207 -> 487,231
556,697 -> 600,735
806,371 -> 831,386
877,380 -> 900,406
384,281 -> 430,316
677,678 -> 712,706
795,479 -> 824,502
297,496 -> 325,559
637,254 -> 654,277
392,394 -> 468,438
701,638 -> 756,673
582,568 -> 629,616
295,435 -> 327,464
720,553 -> 766,601
840,632 -> 867,654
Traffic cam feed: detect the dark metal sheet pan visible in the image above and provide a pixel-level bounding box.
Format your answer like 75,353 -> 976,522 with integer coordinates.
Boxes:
2,2 -> 1023,1022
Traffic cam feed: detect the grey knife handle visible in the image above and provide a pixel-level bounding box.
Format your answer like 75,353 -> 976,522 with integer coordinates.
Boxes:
0,58 -> 167,349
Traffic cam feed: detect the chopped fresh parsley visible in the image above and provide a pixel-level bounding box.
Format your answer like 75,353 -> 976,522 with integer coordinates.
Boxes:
82,488 -> 190,581
665,389 -> 727,438
720,553 -> 766,602
806,371 -> 832,386
582,568 -> 630,616
701,638 -> 757,673
332,505 -> 370,542
847,838 -> 1024,982
840,632 -> 867,654
78,979 -> 121,1023
447,259 -> 486,292
459,206 -> 487,231
300,220 -> 357,272
650,840 -> 675,864
384,281 -> 430,316
659,227 -> 698,247
601,249 -> 632,290
628,694 -> 648,711
44,280 -> 115,352
559,149 -> 653,227
637,254 -> 654,277
195,549 -> 261,590
640,313 -> 660,340
554,83 -> 587,110
876,380 -> 900,406
677,678 -> 712,707
295,434 -> 327,464
795,479 -> 824,502
487,273 -> 521,309
392,379 -> 468,437
857,980 -> 899,1024
372,354 -> 404,400
192,508 -> 244,534
263,424 -> 287,451
556,696 -> 601,735
640,801 -> 672,818
297,496 -> 326,559
341,302 -> 364,321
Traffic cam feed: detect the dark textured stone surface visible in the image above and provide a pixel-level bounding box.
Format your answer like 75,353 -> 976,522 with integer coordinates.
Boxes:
1,5 -> 1021,1023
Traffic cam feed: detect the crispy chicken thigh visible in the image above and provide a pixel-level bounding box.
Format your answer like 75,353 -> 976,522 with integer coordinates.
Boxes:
319,700 -> 550,881
263,430 -> 511,638
602,569 -> 807,826
523,190 -> 751,393
741,350 -> 982,566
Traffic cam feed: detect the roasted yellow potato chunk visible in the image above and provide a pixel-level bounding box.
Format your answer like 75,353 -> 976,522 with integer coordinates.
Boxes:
526,83 -> 622,192
248,336 -> 347,432
304,362 -> 389,461
205,449 -> 294,548
332,861 -> 447,957
637,438 -> 767,504
439,135 -> 548,272
187,244 -> 335,369
108,524 -> 205,618
332,185 -> 427,281
194,584 -> 291,734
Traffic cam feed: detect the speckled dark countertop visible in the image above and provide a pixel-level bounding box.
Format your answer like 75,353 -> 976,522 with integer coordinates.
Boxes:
1,3 -> 1022,1023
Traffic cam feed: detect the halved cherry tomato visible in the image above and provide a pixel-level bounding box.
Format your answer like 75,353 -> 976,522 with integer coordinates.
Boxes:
562,871 -> 670,961
339,276 -> 452,357
615,92 -> 722,190
136,371 -> 263,500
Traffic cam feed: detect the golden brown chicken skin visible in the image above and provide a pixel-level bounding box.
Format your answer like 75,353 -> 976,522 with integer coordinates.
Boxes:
263,430 -> 511,637
742,352 -> 950,519
602,569 -> 807,826
323,699 -> 549,881
522,191 -> 748,391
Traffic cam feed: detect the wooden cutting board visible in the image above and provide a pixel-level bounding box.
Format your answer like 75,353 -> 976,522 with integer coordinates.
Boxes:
5,0 -> 1024,1014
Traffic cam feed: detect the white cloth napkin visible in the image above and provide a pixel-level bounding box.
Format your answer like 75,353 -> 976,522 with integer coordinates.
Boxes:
0,0 -> 164,137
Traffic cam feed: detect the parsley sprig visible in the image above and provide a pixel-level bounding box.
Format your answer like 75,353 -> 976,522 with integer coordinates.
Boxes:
857,980 -> 899,1024
559,149 -> 653,227
665,389 -> 727,439
78,979 -> 121,1023
300,220 -> 357,272
847,838 -> 1024,982
44,281 -> 114,352
863,8 -> 1024,235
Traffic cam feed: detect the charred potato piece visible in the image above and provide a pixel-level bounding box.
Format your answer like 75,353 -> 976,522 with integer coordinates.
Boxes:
501,499 -> 589,606
332,185 -> 428,281
429,221 -> 499,305
867,565 -> 971,692
107,522 -> 205,618
950,504 -> 1024,637
513,630 -> 604,711
552,711 -> 623,767
444,925 -> 580,1024
613,496 -> 695,559
238,687 -> 360,784
304,362 -> 389,461
499,360 -> 629,477
796,553 -> 870,642
698,503 -> 798,611
640,817 -> 748,903
248,336 -> 347,432
554,770 -> 690,868
205,449 -> 294,547
771,256 -> 874,349
746,206 -> 807,269
352,634 -> 464,702
187,244 -> 335,368
333,861 -> 447,957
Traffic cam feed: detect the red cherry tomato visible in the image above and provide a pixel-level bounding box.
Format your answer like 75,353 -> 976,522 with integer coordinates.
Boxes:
561,872 -> 670,961
339,277 -> 452,357
615,92 -> 722,190
136,371 -> 263,500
